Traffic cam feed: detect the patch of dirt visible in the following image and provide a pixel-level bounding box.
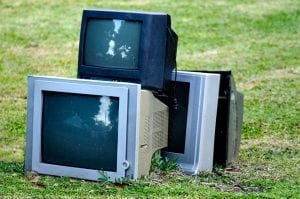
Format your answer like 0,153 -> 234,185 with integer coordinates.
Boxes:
239,67 -> 300,90
241,135 -> 300,149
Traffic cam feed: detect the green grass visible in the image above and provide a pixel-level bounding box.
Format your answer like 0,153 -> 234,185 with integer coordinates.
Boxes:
0,0 -> 299,198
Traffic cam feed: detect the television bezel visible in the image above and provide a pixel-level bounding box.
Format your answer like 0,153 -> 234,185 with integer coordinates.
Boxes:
162,71 -> 220,174
77,9 -> 175,90
25,76 -> 142,181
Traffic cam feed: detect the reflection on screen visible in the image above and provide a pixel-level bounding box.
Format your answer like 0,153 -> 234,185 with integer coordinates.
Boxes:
84,19 -> 141,69
41,91 -> 119,171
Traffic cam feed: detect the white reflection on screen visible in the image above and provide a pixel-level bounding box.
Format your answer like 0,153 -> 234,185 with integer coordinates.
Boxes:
105,19 -> 132,59
106,40 -> 116,56
93,96 -> 112,127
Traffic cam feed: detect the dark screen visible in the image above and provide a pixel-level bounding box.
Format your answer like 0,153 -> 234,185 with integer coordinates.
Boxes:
41,91 -> 119,171
164,82 -> 190,153
84,19 -> 141,69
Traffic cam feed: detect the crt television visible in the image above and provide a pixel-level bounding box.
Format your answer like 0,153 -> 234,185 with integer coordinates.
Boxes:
197,71 -> 244,167
25,76 -> 168,181
78,9 -> 178,91
199,71 -> 244,167
160,71 -> 220,174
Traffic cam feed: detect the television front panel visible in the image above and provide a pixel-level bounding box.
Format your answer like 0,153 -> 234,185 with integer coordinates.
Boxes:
26,77 -> 131,181
25,76 -> 168,181
162,71 -> 220,174
78,9 -> 178,91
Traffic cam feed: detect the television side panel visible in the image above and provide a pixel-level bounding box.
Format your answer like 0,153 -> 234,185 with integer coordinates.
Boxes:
25,76 -> 35,172
137,90 -> 168,178
196,74 -> 220,172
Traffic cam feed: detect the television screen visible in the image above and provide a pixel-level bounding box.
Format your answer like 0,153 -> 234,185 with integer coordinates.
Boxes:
78,9 -> 178,91
164,81 -> 189,153
41,91 -> 119,171
25,76 -> 169,181
84,19 -> 141,69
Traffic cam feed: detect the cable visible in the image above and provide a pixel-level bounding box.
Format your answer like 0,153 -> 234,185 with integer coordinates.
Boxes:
167,27 -> 179,110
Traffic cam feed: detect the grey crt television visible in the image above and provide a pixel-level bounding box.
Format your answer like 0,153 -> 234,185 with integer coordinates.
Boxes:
77,9 -> 178,92
25,76 -> 168,181
160,71 -> 220,174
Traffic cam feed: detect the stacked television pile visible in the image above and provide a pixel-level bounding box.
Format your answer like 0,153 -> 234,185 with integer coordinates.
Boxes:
25,10 -> 243,181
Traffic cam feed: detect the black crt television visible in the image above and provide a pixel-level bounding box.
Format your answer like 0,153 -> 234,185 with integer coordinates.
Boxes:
78,9 -> 178,92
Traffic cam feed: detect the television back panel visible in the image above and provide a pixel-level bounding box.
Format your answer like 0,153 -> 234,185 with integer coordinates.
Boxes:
161,71 -> 220,174
234,91 -> 244,161
226,84 -> 244,166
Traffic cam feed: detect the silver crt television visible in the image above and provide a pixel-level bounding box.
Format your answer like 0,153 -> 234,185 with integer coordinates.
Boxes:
162,71 -> 220,174
25,76 -> 168,181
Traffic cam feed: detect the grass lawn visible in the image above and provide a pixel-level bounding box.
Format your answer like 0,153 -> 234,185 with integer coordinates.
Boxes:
0,0 -> 299,198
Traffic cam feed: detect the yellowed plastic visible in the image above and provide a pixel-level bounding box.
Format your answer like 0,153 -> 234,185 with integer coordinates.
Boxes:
137,90 -> 168,177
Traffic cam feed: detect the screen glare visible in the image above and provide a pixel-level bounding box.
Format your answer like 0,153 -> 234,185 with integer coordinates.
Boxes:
41,91 -> 119,171
84,19 -> 141,69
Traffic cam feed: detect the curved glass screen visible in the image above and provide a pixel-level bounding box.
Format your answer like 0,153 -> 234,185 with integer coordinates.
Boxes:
84,19 -> 141,69
41,91 -> 119,171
